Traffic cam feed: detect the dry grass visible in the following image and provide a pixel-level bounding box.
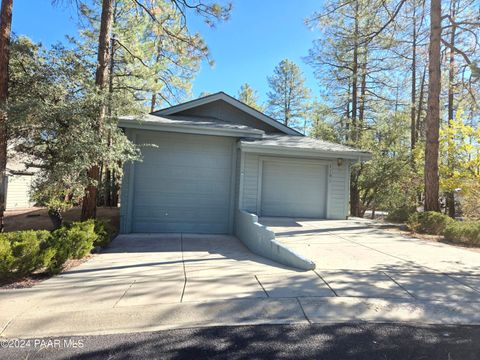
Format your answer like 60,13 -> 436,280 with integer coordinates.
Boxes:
4,206 -> 120,232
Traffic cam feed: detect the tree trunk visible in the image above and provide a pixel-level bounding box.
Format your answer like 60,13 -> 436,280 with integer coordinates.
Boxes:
349,0 -> 361,217
344,82 -> 351,142
350,0 -> 359,143
112,169 -> 119,207
416,65 -> 427,137
0,0 -> 12,232
104,9 -> 116,209
410,2 -> 417,152
150,93 -> 156,113
359,51 -> 367,131
424,0 -> 441,212
446,0 -> 457,218
81,0 -> 114,220
350,173 -> 361,217
48,208 -> 63,230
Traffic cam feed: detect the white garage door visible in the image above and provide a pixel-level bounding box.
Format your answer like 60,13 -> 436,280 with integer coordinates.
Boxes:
132,132 -> 234,233
260,160 -> 327,218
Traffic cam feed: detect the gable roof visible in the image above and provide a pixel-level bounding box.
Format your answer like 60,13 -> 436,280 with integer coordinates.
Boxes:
152,92 -> 303,136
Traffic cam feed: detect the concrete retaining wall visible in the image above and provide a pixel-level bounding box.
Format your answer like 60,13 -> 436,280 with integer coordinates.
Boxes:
234,210 -> 316,271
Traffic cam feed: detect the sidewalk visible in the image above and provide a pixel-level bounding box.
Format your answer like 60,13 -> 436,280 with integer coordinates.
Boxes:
2,295 -> 480,338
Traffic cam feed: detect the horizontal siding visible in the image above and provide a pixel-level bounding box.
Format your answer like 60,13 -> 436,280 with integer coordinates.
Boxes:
242,153 -> 259,213
6,175 -> 34,209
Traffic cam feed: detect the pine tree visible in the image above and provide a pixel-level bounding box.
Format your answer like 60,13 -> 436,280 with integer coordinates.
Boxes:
266,59 -> 310,129
237,83 -> 262,111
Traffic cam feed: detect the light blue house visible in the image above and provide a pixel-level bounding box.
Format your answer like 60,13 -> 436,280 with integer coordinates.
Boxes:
119,92 -> 371,236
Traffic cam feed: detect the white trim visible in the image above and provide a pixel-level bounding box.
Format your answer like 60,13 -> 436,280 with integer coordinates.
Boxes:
228,141 -> 237,233
256,159 -> 263,215
238,151 -> 245,210
239,142 -> 372,161
346,161 -> 352,219
153,92 -> 302,136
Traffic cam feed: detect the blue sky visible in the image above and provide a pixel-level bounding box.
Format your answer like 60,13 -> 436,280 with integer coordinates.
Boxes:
12,0 -> 322,105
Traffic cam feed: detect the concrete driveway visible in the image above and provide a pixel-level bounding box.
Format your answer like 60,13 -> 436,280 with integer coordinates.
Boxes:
1,218 -> 480,338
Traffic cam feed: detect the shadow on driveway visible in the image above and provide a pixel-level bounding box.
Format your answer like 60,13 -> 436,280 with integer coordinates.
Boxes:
6,323 -> 480,360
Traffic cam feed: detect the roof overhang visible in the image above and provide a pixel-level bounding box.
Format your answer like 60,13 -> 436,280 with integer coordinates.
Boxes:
239,142 -> 372,162
153,92 -> 303,136
118,116 -> 264,139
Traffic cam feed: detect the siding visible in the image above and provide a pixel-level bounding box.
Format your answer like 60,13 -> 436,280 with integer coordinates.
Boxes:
176,100 -> 284,134
239,154 -> 349,219
6,174 -> 34,209
242,153 -> 260,212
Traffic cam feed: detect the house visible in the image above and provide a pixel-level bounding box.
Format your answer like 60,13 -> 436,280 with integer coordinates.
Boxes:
118,92 -> 371,236
5,158 -> 36,210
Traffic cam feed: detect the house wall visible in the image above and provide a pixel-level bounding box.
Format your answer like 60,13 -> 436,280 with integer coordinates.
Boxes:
175,100 -> 284,134
6,174 -> 34,210
238,152 -> 350,219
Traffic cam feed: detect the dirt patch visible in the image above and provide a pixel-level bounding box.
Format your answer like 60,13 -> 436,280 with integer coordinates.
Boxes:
0,255 -> 93,290
5,206 -> 120,232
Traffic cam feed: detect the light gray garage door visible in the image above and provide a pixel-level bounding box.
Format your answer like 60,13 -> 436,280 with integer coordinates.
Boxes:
260,160 -> 327,218
132,132 -> 234,233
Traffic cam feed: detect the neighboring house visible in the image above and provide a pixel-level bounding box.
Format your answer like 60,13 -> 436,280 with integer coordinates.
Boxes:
5,159 -> 35,210
119,92 -> 371,234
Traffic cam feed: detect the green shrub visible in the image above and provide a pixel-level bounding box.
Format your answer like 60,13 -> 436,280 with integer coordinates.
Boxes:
444,221 -> 480,246
0,231 -> 55,280
9,231 -> 55,277
407,211 -> 454,235
47,221 -> 97,274
1,219 -> 114,279
386,205 -> 417,222
0,236 -> 14,279
93,219 -> 115,248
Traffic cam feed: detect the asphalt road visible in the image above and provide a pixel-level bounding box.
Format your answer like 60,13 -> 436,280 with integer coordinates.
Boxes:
2,323 -> 480,360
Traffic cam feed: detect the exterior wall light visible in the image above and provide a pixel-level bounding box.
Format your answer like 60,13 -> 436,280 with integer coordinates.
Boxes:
337,158 -> 344,166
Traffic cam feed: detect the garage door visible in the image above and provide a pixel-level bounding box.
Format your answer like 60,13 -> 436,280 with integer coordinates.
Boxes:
132,132 -> 234,233
260,160 -> 327,218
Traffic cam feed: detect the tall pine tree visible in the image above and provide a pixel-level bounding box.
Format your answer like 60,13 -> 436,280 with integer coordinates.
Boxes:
266,59 -> 310,129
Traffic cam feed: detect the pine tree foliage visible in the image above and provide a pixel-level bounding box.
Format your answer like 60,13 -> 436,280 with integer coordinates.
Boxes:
266,59 -> 310,129
237,83 -> 263,111
7,37 -> 139,207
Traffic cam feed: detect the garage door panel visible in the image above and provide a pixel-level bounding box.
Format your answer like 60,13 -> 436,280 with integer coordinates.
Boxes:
261,161 -> 327,218
133,221 -> 227,234
132,132 -> 233,233
141,153 -> 231,168
133,193 -> 229,208
134,177 -> 230,194
135,168 -> 231,183
133,207 -> 228,223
